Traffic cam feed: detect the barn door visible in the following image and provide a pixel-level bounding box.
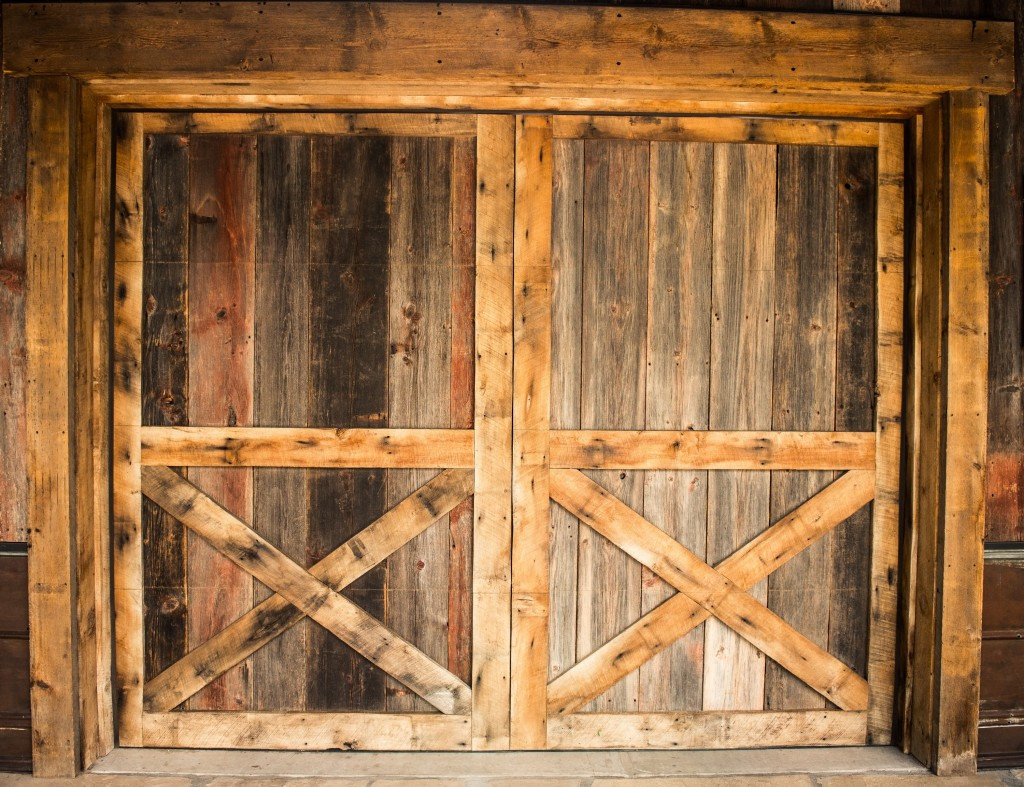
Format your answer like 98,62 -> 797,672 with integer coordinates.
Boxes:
508,116 -> 904,750
112,112 -> 515,751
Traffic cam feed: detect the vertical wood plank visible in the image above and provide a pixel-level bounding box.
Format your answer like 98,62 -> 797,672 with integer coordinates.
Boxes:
704,142 -> 776,711
933,91 -> 989,776
831,145 -> 877,684
186,134 -> 256,711
0,76 -> 28,544
472,113 -> 514,751
307,135 -> 390,712
869,123 -> 904,744
548,138 -> 582,686
640,141 -> 713,712
253,134 -> 310,711
766,144 -> 838,711
449,138 -> 476,686
511,115 -> 552,749
111,111 -> 144,751
141,133 -> 189,684
26,76 -> 78,777
387,135 -> 453,712
578,138 -> 649,714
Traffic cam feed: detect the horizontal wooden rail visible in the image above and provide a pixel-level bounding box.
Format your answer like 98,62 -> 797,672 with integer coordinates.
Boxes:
142,711 -> 471,750
550,430 -> 875,470
139,427 -> 474,468
142,112 -> 476,136
547,711 -> 867,750
552,115 -> 880,147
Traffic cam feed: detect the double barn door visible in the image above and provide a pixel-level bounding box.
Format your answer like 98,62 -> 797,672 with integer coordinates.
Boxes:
112,112 -> 902,751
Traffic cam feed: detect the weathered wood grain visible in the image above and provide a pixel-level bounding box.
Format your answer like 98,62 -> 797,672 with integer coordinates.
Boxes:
766,144 -> 838,712
387,135 -> 453,713
472,113 -> 515,751
142,112 -> 475,136
186,134 -> 256,711
548,137 -> 582,688
143,470 -> 472,714
5,5 -> 1013,96
111,113 -> 144,752
307,134 -> 391,712
640,141 -> 713,712
550,431 -> 875,470
25,76 -> 79,776
252,134 -> 310,711
705,142 -> 775,712
141,466 -> 472,715
0,76 -> 28,544
578,138 -> 648,714
141,133 -> 189,686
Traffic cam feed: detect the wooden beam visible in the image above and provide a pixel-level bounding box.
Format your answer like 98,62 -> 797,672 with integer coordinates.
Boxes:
4,5 -> 1012,95
547,470 -> 875,716
142,112 -> 475,136
139,427 -> 474,468
550,430 -> 875,470
547,711 -> 867,750
142,712 -> 471,750
25,75 -> 79,778
141,466 -> 472,715
550,469 -> 870,711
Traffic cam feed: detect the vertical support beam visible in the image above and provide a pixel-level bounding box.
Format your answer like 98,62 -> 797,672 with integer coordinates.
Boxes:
25,75 -> 79,777
472,114 -> 515,751
868,121 -> 904,745
511,115 -> 552,750
111,113 -> 145,748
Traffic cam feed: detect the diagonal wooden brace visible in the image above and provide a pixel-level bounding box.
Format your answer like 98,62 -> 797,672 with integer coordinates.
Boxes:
549,468 -> 870,712
141,465 -> 474,715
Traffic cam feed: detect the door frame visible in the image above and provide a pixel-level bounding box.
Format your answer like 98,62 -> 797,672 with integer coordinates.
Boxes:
7,2 -> 1009,776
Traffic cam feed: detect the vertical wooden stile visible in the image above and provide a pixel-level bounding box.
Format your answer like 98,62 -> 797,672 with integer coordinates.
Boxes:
511,115 -> 553,749
186,135 -> 256,711
766,144 -> 838,712
640,141 -> 713,712
253,135 -> 310,711
111,111 -> 144,750
869,122 -> 904,744
472,114 -> 515,751
704,143 -> 776,711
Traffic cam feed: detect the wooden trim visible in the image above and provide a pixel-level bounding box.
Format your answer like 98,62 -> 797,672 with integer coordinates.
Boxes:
25,75 -> 80,779
142,712 -> 471,751
5,5 -> 1012,96
471,113 -> 515,751
547,711 -> 868,750
141,111 -> 476,136
867,121 -> 905,745
552,115 -> 880,146
139,427 -> 474,468
510,114 -> 553,750
550,430 -> 875,470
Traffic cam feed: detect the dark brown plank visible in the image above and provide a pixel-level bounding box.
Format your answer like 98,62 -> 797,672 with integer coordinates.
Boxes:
578,139 -> 649,713
830,146 -> 877,679
0,638 -> 30,716
252,135 -> 311,711
387,136 -> 454,712
0,76 -> 28,543
766,144 -> 838,711
448,137 -> 475,686
187,135 -> 256,711
142,133 -> 189,683
0,556 -> 28,634
307,135 -> 391,712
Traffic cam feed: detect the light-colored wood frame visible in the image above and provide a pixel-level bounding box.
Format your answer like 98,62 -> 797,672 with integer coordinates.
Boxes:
7,1 -> 1009,777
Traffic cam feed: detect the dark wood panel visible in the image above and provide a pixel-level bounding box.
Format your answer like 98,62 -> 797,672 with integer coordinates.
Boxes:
983,562 -> 1024,630
980,638 -> 1024,716
0,76 -> 28,544
0,726 -> 32,773
767,144 -> 838,711
142,134 -> 189,682
0,556 -> 28,634
307,135 -> 391,712
979,560 -> 1024,765
0,638 -> 30,717
979,723 -> 1024,768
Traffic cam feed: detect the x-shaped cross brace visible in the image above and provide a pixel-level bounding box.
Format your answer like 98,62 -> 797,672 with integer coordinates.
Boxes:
141,465 -> 475,715
548,468 -> 874,713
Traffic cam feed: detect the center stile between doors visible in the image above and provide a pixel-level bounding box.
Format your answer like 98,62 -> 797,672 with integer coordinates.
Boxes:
111,111 -> 904,752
